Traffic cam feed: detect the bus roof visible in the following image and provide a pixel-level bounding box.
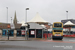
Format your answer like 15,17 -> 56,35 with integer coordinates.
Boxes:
53,22 -> 63,24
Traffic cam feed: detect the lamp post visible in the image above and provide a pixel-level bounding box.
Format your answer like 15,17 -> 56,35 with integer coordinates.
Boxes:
6,7 -> 9,40
25,8 -> 29,40
42,28 -> 44,39
11,17 -> 12,24
66,11 -> 68,34
6,7 -> 8,23
66,11 -> 68,19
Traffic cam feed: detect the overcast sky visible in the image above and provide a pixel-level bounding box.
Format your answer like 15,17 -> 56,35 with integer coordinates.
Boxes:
0,0 -> 75,24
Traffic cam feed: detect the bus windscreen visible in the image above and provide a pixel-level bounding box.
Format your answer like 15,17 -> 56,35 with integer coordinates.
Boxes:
54,23 -> 62,27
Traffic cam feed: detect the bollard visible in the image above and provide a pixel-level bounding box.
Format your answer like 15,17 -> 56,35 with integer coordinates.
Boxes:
45,34 -> 47,40
0,30 -> 2,38
8,33 -> 9,40
43,34 -> 44,38
14,30 -> 17,38
0,34 -> 1,38
48,34 -> 52,39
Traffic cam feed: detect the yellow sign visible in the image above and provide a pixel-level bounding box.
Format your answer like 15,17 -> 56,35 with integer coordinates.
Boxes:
27,31 -> 29,35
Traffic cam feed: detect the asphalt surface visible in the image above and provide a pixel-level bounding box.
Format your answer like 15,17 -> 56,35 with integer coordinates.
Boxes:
63,37 -> 75,42
0,37 -> 75,50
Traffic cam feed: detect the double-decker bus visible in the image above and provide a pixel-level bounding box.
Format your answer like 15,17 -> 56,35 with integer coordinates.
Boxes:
52,22 -> 63,40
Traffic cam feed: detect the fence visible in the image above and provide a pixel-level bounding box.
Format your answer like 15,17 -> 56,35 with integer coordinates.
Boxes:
43,33 -> 52,39
63,34 -> 75,37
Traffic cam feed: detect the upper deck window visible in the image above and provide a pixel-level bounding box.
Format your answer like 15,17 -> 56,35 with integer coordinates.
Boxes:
54,23 -> 62,27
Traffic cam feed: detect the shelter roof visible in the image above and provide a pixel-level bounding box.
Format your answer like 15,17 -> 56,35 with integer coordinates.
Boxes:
64,21 -> 75,26
28,12 -> 48,23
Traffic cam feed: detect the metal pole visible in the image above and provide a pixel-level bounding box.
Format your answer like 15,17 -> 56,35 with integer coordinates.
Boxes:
69,27 -> 70,35
27,28 -> 29,40
8,30 -> 9,40
6,7 -> 8,23
25,8 -> 29,40
42,28 -> 43,39
66,11 -> 68,34
66,11 -> 68,19
6,7 -> 9,40
11,17 -> 12,24
35,23 -> 36,38
25,10 -> 27,40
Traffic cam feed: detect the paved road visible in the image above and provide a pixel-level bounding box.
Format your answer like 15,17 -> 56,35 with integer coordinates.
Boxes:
63,37 -> 75,42
0,37 -> 75,50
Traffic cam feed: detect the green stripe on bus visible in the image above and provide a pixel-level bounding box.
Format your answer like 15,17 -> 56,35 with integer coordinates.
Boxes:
53,28 -> 63,30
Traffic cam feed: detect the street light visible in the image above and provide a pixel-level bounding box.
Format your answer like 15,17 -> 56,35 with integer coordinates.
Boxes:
6,7 -> 8,23
11,17 -> 12,24
66,11 -> 68,19
25,8 -> 29,40
6,7 -> 9,40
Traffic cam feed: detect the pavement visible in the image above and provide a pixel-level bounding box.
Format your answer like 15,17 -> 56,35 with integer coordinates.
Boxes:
0,36 -> 75,42
0,36 -> 44,41
0,37 -> 25,41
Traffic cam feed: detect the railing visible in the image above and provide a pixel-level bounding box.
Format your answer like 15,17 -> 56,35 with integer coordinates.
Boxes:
63,34 -> 75,37
43,33 -> 52,39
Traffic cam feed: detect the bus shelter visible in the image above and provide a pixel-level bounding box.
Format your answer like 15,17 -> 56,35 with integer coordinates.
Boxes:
64,21 -> 75,35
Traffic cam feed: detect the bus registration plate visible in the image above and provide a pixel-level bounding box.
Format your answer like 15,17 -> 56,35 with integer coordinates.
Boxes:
55,34 -> 61,36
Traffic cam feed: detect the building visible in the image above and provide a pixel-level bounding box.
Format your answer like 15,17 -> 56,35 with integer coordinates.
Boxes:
13,11 -> 21,29
28,23 -> 47,38
61,19 -> 75,24
20,12 -> 51,38
0,12 -> 51,38
61,19 -> 75,35
0,11 -> 21,36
